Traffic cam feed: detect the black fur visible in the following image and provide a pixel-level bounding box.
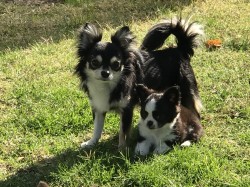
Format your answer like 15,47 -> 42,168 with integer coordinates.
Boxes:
140,18 -> 203,117
134,17 -> 204,155
135,85 -> 203,155
75,23 -> 143,148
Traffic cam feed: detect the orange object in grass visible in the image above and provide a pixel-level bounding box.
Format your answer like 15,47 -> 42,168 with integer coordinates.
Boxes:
205,39 -> 222,48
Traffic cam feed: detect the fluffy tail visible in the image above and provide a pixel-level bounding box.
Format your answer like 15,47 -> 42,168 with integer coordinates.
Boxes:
141,17 -> 204,58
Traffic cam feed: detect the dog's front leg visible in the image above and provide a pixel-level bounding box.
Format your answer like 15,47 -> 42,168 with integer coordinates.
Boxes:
81,111 -> 106,149
135,140 -> 151,156
153,142 -> 171,154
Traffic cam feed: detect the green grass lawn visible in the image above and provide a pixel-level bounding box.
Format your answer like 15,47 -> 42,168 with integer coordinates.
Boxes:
0,0 -> 249,186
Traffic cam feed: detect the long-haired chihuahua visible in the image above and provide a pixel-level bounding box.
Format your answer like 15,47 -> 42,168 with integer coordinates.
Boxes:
75,23 -> 143,149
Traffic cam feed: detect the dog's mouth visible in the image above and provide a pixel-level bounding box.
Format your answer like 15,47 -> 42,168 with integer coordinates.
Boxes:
97,77 -> 111,82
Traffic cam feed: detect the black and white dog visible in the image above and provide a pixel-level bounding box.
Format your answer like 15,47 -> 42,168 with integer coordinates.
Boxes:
135,85 -> 203,155
135,18 -> 204,155
75,18 -> 203,151
141,18 -> 204,117
75,23 -> 143,149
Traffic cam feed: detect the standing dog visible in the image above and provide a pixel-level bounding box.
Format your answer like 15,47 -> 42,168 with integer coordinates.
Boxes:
75,23 -> 143,149
141,17 -> 204,117
135,18 -> 204,155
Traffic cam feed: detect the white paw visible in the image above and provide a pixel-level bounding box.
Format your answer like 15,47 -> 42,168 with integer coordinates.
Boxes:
80,139 -> 97,149
181,140 -> 191,147
153,144 -> 171,154
135,142 -> 150,156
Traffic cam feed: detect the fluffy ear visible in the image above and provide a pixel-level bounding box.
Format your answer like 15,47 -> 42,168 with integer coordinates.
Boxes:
136,84 -> 152,102
111,26 -> 135,49
163,86 -> 180,105
77,23 -> 102,58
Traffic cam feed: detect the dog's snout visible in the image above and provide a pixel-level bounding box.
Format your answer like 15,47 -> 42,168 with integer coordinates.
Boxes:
101,70 -> 110,78
147,121 -> 154,129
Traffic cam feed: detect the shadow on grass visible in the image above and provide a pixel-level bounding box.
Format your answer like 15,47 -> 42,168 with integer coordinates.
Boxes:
0,0 -> 193,51
0,135 -> 135,187
1,148 -> 80,187
0,123 -> 162,186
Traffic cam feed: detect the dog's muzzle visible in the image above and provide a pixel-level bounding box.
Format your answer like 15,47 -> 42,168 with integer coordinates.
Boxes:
147,120 -> 155,129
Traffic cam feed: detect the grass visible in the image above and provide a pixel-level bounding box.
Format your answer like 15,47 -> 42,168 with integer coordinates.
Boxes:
0,0 -> 249,186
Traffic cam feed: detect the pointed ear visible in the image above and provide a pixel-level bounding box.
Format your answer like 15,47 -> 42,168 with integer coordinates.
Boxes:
163,86 -> 180,105
78,23 -> 102,57
111,26 -> 135,49
136,84 -> 152,102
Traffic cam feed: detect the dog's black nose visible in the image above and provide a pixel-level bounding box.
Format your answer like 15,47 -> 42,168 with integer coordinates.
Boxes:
147,121 -> 154,129
101,70 -> 110,78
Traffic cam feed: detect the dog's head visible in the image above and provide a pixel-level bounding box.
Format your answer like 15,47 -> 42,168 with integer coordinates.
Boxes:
136,84 -> 181,129
75,23 -> 139,82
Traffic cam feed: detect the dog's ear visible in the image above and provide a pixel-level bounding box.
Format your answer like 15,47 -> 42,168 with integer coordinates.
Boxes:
163,86 -> 180,105
111,26 -> 135,49
78,23 -> 102,57
136,84 -> 152,102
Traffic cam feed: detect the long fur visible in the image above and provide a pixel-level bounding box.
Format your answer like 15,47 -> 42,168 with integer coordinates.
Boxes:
75,17 -> 204,151
75,23 -> 143,149
141,18 -> 203,56
141,17 -> 204,117
134,17 -> 204,155
135,85 -> 203,155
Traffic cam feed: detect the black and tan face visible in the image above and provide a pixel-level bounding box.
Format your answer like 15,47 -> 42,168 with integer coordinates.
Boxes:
85,42 -> 124,81
137,85 -> 181,129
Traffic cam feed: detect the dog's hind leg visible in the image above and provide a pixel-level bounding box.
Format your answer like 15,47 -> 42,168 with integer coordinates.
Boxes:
119,107 -> 133,149
81,111 -> 106,149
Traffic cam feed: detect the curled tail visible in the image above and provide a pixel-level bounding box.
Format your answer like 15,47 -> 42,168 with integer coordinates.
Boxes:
141,17 -> 204,58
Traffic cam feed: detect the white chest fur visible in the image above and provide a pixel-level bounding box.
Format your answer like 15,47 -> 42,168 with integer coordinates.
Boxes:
87,78 -> 129,113
87,79 -> 114,112
138,119 -> 177,145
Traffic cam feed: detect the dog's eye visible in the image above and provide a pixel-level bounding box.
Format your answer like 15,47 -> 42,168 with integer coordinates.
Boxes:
141,109 -> 148,119
110,60 -> 121,71
90,59 -> 102,69
153,111 -> 160,120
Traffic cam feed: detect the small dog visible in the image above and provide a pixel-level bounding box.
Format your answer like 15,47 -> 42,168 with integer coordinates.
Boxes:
140,17 -> 204,117
135,85 -> 203,155
134,17 -> 204,155
75,23 -> 143,148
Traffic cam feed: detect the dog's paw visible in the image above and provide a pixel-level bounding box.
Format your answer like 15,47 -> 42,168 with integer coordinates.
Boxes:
153,144 -> 171,154
118,142 -> 127,151
180,140 -> 191,147
134,143 -> 149,156
80,139 -> 97,149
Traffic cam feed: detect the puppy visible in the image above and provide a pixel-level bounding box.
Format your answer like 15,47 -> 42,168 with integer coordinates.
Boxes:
135,85 -> 203,155
141,17 -> 204,117
75,23 -> 143,149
